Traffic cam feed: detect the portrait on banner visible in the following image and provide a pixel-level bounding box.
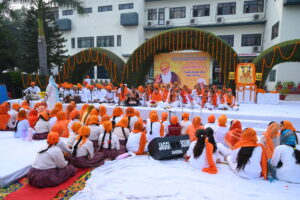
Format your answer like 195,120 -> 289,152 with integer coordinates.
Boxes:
236,63 -> 256,85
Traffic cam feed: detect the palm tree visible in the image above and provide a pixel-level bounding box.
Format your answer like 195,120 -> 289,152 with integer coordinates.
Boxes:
10,0 -> 84,75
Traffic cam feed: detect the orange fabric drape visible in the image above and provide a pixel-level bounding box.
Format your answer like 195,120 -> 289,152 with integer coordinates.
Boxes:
202,138 -> 218,174
263,123 -> 280,159
0,104 -> 10,130
225,120 -> 242,149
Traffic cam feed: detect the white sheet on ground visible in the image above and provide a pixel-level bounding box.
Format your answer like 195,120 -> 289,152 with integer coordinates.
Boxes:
71,156 -> 300,200
0,132 -> 45,187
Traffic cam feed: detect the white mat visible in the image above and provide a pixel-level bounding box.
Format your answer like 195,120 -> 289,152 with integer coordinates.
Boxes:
0,132 -> 45,187
71,156 -> 300,200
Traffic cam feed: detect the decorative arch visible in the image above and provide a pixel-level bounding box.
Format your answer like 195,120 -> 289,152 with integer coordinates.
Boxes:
253,39 -> 300,88
57,48 -> 126,84
124,27 -> 241,87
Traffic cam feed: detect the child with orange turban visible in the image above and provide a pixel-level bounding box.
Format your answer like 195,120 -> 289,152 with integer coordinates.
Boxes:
161,112 -> 170,136
98,105 -> 107,120
32,111 -> 51,140
98,121 -> 125,160
217,128 -> 267,180
53,111 -> 70,138
185,117 -> 204,141
67,122 -> 83,148
113,117 -> 130,147
180,112 -> 192,135
69,126 -> 106,168
88,115 -> 102,149
65,104 -> 75,120
28,131 -> 76,188
146,112 -> 164,143
49,108 -> 59,129
126,119 -> 147,155
14,110 -> 30,138
28,109 -> 38,128
167,116 -> 181,137
67,110 -> 81,134
204,114 -> 216,131
214,115 -> 228,146
126,107 -> 138,131
111,107 -> 123,126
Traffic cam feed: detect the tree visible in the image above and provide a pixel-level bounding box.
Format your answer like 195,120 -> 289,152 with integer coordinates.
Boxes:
9,0 -> 84,75
18,6 -> 68,73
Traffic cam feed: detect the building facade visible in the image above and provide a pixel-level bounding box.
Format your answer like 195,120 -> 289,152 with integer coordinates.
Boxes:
57,0 -> 300,90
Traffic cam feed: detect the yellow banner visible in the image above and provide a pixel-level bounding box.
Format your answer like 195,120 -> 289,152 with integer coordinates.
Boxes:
154,52 -> 210,88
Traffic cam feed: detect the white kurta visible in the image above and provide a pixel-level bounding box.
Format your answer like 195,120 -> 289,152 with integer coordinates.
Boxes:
46,77 -> 59,110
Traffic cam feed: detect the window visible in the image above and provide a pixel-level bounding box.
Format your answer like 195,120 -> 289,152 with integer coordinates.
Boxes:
71,38 -> 75,48
83,7 -> 92,13
77,37 -> 94,48
269,70 -> 276,82
241,34 -> 262,46
193,4 -> 210,17
271,21 -> 279,40
158,8 -> 165,25
117,35 -> 121,46
217,2 -> 236,15
62,10 -> 73,16
119,3 -> 134,10
98,5 -> 112,12
169,7 -> 186,19
148,9 -> 157,20
244,0 -> 264,13
97,36 -> 114,47
218,35 -> 234,47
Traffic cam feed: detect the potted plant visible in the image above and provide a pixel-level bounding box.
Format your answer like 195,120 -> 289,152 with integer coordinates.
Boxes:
286,81 -> 295,90
275,81 -> 283,91
279,88 -> 289,100
297,83 -> 300,91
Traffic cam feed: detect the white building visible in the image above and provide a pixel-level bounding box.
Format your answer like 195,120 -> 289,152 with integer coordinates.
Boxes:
57,0 -> 300,90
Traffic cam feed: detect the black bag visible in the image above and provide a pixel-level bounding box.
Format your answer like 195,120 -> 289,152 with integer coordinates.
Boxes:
148,135 -> 191,160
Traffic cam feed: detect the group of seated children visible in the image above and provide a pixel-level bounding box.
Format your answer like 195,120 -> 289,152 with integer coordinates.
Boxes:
0,100 -> 299,188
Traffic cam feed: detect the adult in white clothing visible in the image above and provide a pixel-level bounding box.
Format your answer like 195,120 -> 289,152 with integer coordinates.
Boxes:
46,76 -> 59,110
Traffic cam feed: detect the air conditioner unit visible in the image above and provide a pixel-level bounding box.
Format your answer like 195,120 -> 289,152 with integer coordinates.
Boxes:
253,14 -> 263,20
148,21 -> 152,26
190,18 -> 195,24
166,20 -> 171,26
253,46 -> 262,53
216,17 -> 224,23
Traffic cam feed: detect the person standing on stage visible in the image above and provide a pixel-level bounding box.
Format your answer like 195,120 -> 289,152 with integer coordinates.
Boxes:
45,76 -> 59,110
154,61 -> 181,85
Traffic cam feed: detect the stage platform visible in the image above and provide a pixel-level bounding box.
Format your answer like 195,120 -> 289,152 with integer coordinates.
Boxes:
7,99 -> 300,133
71,156 -> 300,200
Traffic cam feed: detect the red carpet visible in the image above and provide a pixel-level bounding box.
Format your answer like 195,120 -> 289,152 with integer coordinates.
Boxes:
5,168 -> 90,200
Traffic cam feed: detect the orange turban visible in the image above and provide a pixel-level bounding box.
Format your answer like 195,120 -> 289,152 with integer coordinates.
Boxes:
30,82 -> 36,86
132,119 -> 144,133
89,108 -> 99,116
49,108 -> 59,118
106,86 -> 112,91
70,101 -> 76,108
77,126 -> 91,147
138,86 -> 144,93
66,104 -> 75,114
126,107 -> 135,117
182,112 -> 189,121
51,124 -> 64,136
54,103 -> 63,111
281,120 -> 296,132
34,102 -> 41,109
103,121 -> 113,132
28,109 -> 38,128
89,115 -> 99,125
150,113 -> 159,123
17,110 -> 27,121
56,111 -> 67,121
47,132 -> 59,145
161,112 -> 168,122
115,117 -> 128,128
112,107 -> 122,117
12,103 -> 21,111
170,116 -> 179,125
100,114 -> 110,124
149,110 -> 157,118
218,115 -> 227,127
208,114 -> 215,123
70,110 -> 80,120
39,111 -> 49,121
134,110 -> 140,118
21,100 -> 30,110
99,105 -> 106,117
71,122 -> 82,133
192,117 -> 201,128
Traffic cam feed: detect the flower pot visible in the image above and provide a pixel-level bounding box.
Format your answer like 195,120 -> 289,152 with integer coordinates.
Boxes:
288,85 -> 293,89
279,94 -> 286,100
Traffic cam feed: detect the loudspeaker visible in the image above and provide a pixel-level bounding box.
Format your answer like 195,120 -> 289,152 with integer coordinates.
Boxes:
148,135 -> 191,160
